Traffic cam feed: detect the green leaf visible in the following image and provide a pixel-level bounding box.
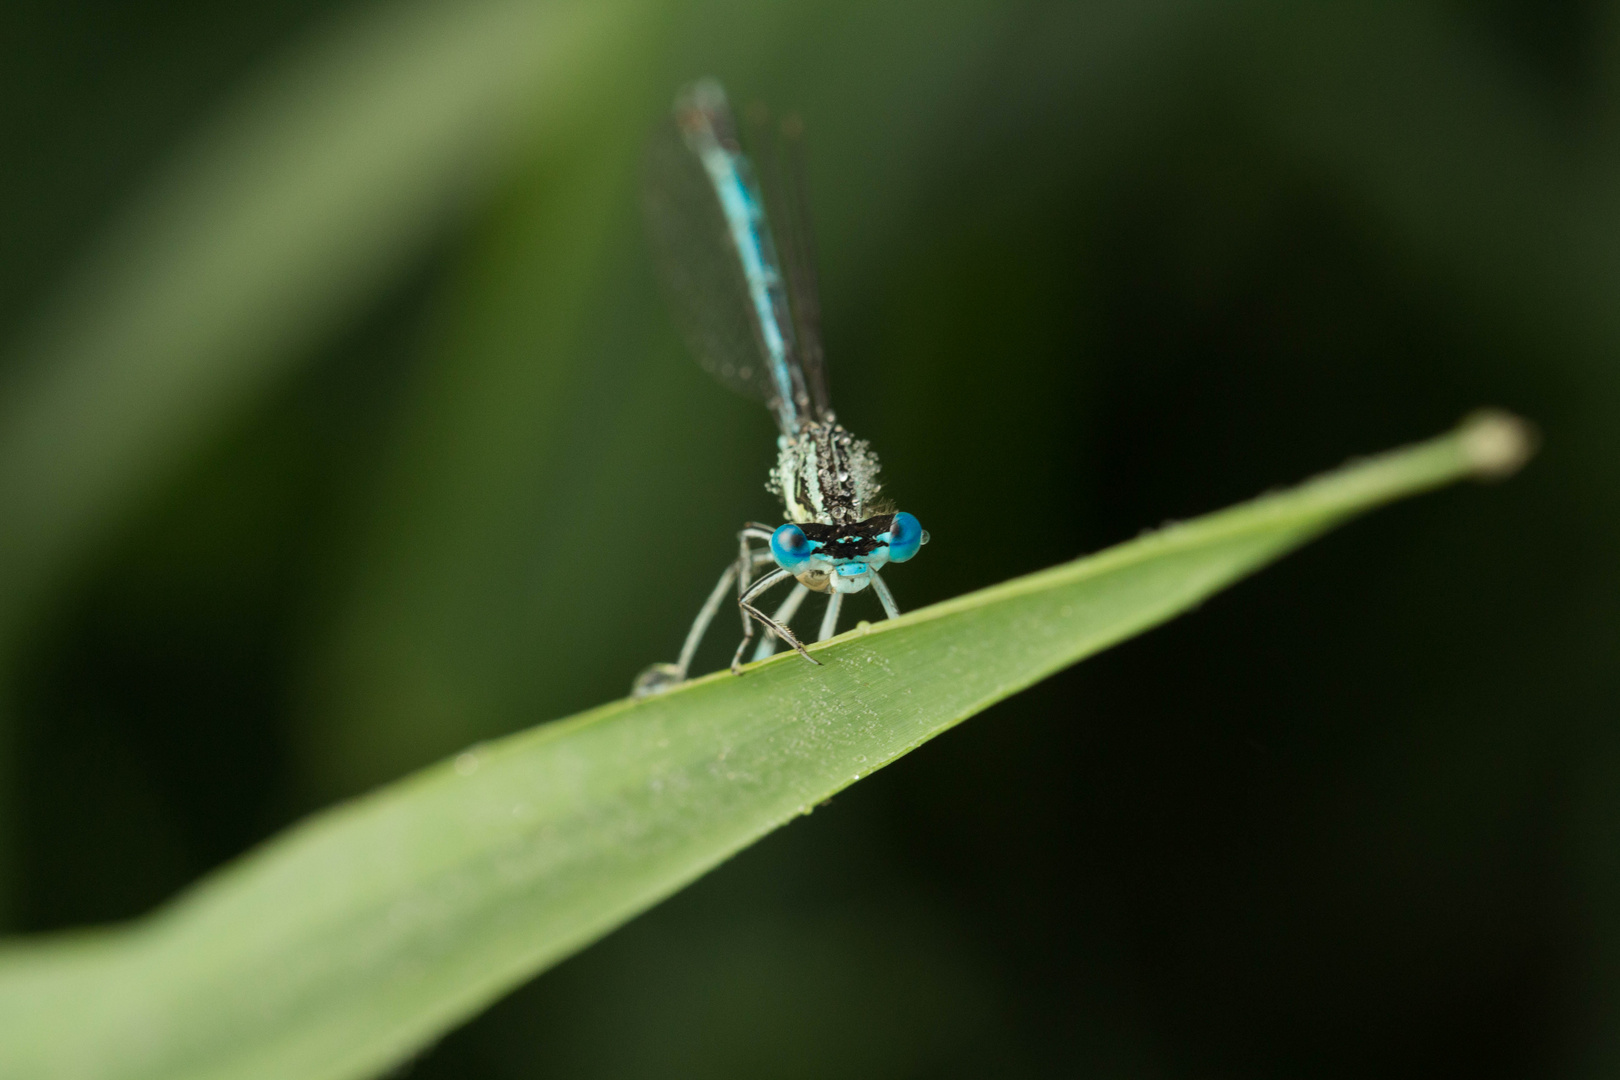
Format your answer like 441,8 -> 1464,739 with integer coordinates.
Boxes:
0,412 -> 1530,1080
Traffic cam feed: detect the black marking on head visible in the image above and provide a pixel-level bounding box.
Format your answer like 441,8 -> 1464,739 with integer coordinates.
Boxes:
799,514 -> 896,559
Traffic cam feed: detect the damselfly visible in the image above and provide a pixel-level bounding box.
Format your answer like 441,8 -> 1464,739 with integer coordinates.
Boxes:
632,79 -> 928,697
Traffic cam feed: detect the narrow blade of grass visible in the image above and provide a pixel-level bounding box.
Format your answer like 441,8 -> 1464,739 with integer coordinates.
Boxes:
0,412 -> 1530,1080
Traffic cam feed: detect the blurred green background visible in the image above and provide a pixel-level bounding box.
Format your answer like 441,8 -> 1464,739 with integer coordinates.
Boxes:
0,0 -> 1614,1076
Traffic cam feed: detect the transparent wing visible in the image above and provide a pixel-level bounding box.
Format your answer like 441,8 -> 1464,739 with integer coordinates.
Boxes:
641,85 -> 805,431
767,115 -> 833,422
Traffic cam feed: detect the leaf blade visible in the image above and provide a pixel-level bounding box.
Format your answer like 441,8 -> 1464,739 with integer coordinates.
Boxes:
0,413 -> 1529,1080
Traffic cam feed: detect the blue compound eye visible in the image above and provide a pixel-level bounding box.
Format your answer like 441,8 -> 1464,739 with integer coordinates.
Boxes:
888,511 -> 926,562
771,523 -> 814,569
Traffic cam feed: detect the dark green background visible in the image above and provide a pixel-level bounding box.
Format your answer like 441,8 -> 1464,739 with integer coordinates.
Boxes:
2,0 -> 1614,1076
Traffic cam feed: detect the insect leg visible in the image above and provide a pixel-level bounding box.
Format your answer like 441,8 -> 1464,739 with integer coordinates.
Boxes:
732,568 -> 817,673
752,583 -> 810,662
869,570 -> 900,620
817,590 -> 844,642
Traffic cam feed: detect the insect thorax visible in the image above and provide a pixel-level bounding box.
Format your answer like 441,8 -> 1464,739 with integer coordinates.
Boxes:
766,419 -> 882,526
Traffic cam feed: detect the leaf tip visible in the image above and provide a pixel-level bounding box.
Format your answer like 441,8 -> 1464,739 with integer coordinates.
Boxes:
1458,409 -> 1536,480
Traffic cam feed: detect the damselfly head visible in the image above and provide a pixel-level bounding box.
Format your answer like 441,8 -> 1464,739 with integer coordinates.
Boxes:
770,513 -> 928,594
